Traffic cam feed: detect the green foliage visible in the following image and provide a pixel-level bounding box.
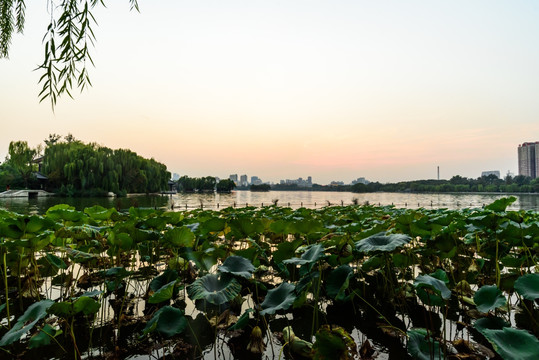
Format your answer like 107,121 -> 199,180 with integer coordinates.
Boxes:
0,299 -> 54,346
473,285 -> 506,313
355,232 -> 411,253
141,306 -> 187,338
42,139 -> 169,195
0,198 -> 536,358
186,274 -> 241,305
260,282 -> 296,315
407,328 -> 442,360
476,326 -> 539,360
218,256 -> 255,279
0,1 -> 139,107
514,273 -> 539,300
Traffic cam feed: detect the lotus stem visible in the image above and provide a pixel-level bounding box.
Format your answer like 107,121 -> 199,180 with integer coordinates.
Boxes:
3,252 -> 10,329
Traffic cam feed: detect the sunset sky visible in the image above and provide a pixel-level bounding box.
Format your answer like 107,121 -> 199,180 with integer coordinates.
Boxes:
2,1 -> 539,184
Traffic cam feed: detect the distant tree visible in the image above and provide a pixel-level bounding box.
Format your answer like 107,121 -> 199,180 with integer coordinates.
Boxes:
44,134 -> 62,146
250,184 -> 270,192
513,175 -> 531,186
64,133 -> 77,143
7,141 -> 37,188
216,179 -> 236,193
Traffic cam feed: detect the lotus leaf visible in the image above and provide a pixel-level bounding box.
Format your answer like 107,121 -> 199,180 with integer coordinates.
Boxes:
313,325 -> 357,360
326,265 -> 353,301
414,274 -> 451,300
228,309 -> 253,331
0,299 -> 54,346
109,232 -> 133,250
484,196 -> 516,212
28,324 -> 62,349
45,253 -> 67,270
84,205 -> 116,221
148,280 -> 178,304
479,327 -> 539,360
514,273 -> 539,300
149,269 -> 179,292
473,285 -> 506,313
218,255 -> 255,279
474,317 -> 509,332
283,243 -> 324,265
361,255 -> 384,272
355,232 -> 411,253
407,328 -> 442,360
260,282 -> 296,315
164,226 -> 195,248
187,274 -> 241,305
141,306 -> 187,338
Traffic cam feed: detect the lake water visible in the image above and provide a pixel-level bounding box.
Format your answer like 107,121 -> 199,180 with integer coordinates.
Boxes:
1,190 -> 538,214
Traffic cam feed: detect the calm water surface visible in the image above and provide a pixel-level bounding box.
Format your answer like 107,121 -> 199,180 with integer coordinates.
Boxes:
1,191 -> 538,214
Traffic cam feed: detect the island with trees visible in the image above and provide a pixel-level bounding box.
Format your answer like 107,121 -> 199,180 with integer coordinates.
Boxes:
0,134 -> 170,196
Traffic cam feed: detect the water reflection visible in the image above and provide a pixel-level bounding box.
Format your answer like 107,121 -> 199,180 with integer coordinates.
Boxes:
1,191 -> 538,214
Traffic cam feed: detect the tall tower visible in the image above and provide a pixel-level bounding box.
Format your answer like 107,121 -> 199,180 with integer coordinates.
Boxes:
518,142 -> 539,178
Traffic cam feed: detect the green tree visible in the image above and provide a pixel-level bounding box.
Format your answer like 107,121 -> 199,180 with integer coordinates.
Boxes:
7,141 -> 37,188
0,0 -> 139,108
216,179 -> 236,193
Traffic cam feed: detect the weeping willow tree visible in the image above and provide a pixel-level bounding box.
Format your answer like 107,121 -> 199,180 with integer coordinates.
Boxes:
0,0 -> 139,108
43,139 -> 170,195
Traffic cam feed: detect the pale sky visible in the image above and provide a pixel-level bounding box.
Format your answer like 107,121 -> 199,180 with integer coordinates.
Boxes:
1,1 -> 539,184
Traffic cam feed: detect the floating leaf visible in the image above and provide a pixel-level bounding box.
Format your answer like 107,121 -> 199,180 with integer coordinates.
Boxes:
218,256 -> 255,279
260,282 -> 296,315
355,232 -> 411,253
514,273 -> 539,301
187,274 -> 241,305
473,285 -> 506,313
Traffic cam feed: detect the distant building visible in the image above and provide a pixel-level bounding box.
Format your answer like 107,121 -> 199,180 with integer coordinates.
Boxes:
518,142 -> 539,178
172,173 -> 180,181
351,177 -> 370,185
240,174 -> 248,187
278,176 -> 313,187
229,174 -> 238,185
481,171 -> 500,178
251,176 -> 262,185
330,181 -> 345,186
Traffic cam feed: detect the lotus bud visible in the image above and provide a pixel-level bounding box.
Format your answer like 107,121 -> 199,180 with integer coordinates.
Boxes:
247,325 -> 265,354
283,326 -> 314,358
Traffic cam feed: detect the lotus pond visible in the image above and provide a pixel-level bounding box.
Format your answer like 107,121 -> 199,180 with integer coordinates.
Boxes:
0,196 -> 538,359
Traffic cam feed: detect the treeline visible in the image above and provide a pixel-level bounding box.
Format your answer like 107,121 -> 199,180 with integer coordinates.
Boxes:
351,175 -> 539,193
176,176 -> 235,193
1,135 -> 170,196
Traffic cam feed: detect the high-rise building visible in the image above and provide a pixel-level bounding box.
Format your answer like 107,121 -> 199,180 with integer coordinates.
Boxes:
229,174 -> 238,185
240,174 -> 248,187
518,142 -> 539,179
